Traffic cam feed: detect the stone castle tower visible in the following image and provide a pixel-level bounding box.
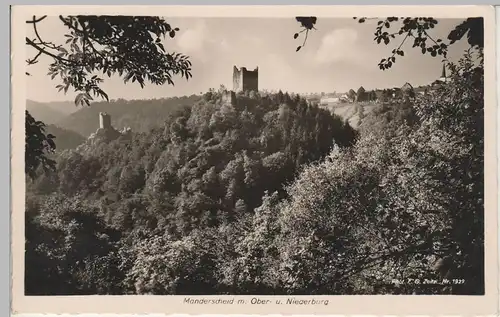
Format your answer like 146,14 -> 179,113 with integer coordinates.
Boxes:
99,112 -> 111,129
222,90 -> 236,105
439,63 -> 450,83
439,63 -> 447,81
233,66 -> 258,93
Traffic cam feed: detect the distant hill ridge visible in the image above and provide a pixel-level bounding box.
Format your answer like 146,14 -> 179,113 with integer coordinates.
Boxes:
30,92 -> 390,136
26,100 -> 73,125
29,95 -> 203,137
45,124 -> 86,151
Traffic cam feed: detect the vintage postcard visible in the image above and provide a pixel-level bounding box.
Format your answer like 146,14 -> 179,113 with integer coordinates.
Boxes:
10,4 -> 498,316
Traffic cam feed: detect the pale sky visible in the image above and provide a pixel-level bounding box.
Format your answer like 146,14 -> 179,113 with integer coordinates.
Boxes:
26,17 -> 470,102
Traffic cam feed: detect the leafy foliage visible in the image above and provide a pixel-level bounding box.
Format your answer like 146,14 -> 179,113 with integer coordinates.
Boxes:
27,15 -> 192,105
25,111 -> 56,179
294,16 -> 484,70
26,90 -> 360,294
271,50 -> 484,294
293,17 -> 317,52
26,50 -> 484,294
25,193 -> 124,295
25,16 -> 484,296
25,15 -> 193,181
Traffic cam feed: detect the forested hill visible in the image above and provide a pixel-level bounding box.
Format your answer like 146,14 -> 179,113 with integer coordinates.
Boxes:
28,90 -> 358,219
26,56 -> 485,295
55,95 -> 202,137
26,100 -> 69,125
45,124 -> 86,151
27,91 -> 360,295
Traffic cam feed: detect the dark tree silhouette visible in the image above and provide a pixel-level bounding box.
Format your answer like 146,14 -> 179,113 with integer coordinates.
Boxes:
25,111 -> 56,179
293,16 -> 484,70
25,15 -> 193,179
26,15 -> 192,105
25,14 -> 485,296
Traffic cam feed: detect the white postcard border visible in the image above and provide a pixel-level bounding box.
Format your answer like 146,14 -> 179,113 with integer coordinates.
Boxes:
11,5 -> 498,316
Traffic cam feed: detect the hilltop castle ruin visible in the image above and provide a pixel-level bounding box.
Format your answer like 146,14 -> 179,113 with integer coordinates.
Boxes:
232,66 -> 258,93
76,112 -> 132,152
99,112 -> 112,129
221,65 -> 259,106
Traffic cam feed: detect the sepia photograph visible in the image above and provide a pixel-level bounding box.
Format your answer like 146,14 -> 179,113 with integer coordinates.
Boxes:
11,4 -> 498,316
